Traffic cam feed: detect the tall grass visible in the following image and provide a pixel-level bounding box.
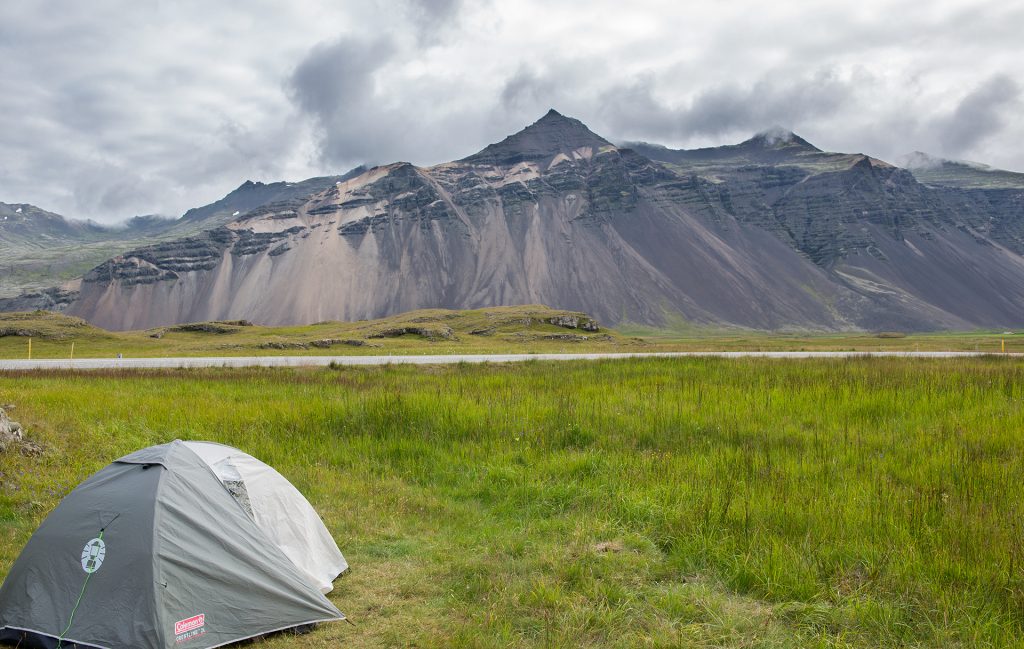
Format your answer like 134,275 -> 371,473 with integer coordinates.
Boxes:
1,357 -> 1023,647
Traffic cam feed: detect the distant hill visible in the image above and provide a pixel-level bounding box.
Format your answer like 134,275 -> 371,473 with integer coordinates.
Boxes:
0,168 -> 363,299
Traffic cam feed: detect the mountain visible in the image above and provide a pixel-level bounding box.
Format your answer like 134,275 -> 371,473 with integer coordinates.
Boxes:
630,133 -> 1024,311
178,170 -> 366,226
1,202 -> 112,247
0,171 -> 361,301
627,127 -> 823,166
54,111 -> 1024,331
63,112 -> 856,329
899,152 -> 1024,190
0,201 -> 167,299
10,111 -> 1024,331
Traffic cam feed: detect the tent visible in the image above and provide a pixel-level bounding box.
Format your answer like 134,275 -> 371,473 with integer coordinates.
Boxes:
181,441 -> 347,593
0,440 -> 345,649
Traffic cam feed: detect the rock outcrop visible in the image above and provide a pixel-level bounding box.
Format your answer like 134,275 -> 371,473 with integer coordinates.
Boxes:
0,406 -> 42,456
0,287 -> 79,313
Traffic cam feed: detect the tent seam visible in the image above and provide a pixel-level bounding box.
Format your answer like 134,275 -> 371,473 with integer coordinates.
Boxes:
151,458 -> 170,649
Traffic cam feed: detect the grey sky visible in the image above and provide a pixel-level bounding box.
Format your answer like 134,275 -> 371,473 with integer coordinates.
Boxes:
1,0 -> 1021,222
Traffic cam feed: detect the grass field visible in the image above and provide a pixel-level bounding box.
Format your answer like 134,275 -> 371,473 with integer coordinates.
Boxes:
2,357 -> 1024,647
1,309 -> 1022,359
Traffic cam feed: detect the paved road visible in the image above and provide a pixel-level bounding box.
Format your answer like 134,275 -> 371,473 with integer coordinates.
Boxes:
0,351 -> 1019,371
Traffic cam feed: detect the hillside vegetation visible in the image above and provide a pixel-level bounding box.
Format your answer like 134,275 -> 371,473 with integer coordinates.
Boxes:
0,306 -> 620,358
0,308 -> 1022,359
2,357 -> 1023,647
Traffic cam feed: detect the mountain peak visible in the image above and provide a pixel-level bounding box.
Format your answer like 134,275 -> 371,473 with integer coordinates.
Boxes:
744,127 -> 820,152
461,110 -> 612,165
899,151 -> 945,170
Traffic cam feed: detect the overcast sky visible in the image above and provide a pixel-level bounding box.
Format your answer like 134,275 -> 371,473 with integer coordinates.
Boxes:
1,0 -> 1021,223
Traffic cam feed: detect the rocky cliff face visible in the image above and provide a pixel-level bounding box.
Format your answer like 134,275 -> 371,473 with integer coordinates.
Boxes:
32,111 -> 1024,331
631,133 -> 1024,329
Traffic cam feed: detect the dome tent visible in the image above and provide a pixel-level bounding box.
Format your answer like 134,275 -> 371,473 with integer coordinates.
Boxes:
0,440 -> 344,649
181,441 -> 348,593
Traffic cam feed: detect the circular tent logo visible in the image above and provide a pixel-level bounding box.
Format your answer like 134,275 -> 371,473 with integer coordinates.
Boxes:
80,538 -> 106,574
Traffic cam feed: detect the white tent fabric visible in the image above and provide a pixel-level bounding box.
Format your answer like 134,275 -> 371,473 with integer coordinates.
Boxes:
183,441 -> 348,593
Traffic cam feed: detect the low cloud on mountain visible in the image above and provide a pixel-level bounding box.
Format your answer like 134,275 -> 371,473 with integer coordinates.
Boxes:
1,0 -> 1021,222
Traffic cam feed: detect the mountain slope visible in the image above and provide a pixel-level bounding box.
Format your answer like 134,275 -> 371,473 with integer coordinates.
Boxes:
630,134 -> 1024,326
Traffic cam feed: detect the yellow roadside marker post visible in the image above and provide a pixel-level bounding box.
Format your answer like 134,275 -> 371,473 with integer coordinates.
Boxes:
71,342 -> 75,360
1002,338 -> 1006,353
28,337 -> 32,360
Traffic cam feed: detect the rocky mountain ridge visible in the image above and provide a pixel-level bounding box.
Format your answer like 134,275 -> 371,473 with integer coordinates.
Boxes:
6,110 -> 1024,331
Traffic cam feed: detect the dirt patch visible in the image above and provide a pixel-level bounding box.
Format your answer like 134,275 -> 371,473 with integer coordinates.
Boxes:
591,540 -> 625,554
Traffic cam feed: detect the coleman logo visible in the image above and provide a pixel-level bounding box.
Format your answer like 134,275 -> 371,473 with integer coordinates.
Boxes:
174,614 -> 206,643
80,538 -> 106,574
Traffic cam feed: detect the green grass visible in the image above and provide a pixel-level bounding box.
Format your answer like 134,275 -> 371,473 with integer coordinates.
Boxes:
2,309 -> 1023,360
2,357 -> 1024,647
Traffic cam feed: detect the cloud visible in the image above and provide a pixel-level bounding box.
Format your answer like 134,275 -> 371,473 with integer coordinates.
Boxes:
285,30 -> 498,170
288,37 -> 395,122
0,1 -> 331,221
71,162 -> 162,217
938,74 -> 1020,156
400,0 -> 464,43
680,70 -> 854,137
286,36 -> 398,165
501,66 -> 856,147
500,66 -> 560,113
0,1 -> 1022,223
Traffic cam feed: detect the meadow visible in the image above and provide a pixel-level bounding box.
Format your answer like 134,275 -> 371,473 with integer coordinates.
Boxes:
2,357 -> 1024,647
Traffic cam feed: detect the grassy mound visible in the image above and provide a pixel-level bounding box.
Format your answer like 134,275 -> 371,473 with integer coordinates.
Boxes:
0,311 -> 110,341
1,306 -> 1021,359
0,306 -> 623,359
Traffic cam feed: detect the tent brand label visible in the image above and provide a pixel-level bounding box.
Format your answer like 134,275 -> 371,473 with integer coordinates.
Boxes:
80,538 -> 106,573
174,614 -> 205,642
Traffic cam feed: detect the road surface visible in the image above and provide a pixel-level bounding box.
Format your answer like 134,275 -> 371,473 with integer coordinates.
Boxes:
0,351 -> 1018,371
